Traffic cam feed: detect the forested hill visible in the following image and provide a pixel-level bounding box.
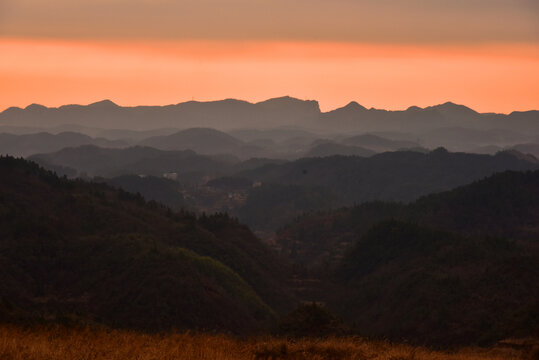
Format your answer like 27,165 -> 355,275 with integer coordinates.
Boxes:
331,220 -> 539,346
277,170 -> 539,346
0,156 -> 293,332
238,148 -> 538,205
278,169 -> 539,268
231,149 -> 538,231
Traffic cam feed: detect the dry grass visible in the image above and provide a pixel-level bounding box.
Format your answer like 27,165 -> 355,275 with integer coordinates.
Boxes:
0,325 -> 532,360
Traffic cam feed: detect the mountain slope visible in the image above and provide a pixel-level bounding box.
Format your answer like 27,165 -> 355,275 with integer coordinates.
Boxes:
29,145 -> 236,180
278,169 -> 539,268
238,148 -> 538,205
0,156 -> 293,331
331,221 -> 539,346
103,175 -> 189,209
276,170 -> 539,345
139,128 -> 264,158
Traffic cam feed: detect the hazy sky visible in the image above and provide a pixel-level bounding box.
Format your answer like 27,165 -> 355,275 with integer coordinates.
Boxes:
2,0 -> 538,43
1,0 -> 538,112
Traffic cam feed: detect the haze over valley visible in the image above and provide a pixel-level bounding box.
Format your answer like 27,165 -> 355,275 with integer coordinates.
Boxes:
1,0 -> 539,358
1,97 -> 538,350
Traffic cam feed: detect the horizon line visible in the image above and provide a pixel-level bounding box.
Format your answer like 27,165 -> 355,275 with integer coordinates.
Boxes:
3,96 -> 538,116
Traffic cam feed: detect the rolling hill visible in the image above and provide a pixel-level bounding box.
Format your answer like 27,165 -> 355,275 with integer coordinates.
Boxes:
139,128 -> 267,158
277,169 -> 539,268
340,133 -> 420,152
276,170 -> 539,345
29,145 -> 236,180
238,148 -> 538,204
0,132 -> 127,157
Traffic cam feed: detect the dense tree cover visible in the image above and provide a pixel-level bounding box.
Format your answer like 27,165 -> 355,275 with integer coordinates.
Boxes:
206,176 -> 253,191
331,221 -> 539,346
232,149 -> 538,232
276,170 -> 539,346
29,145 -> 234,181
1,156 -> 538,346
30,146 -> 538,234
102,175 -> 190,210
239,148 -> 537,204
237,184 -> 339,232
278,170 -> 539,268
0,156 -> 293,332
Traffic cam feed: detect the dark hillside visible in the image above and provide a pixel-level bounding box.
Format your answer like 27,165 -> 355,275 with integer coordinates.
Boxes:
233,149 -> 538,232
0,157 -> 293,332
103,175 -> 189,210
239,149 -> 538,204
274,170 -> 539,345
278,170 -> 539,268
331,221 -> 539,346
0,132 -> 127,157
29,145 -> 235,180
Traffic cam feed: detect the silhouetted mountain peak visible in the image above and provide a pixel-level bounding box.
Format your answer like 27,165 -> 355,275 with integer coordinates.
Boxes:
343,101 -> 367,111
257,96 -> 321,112
88,99 -> 119,109
25,103 -> 47,111
258,95 -> 301,104
429,146 -> 449,155
178,98 -> 252,106
1,106 -> 23,115
2,98 -> 537,133
428,102 -> 477,116
325,101 -> 367,118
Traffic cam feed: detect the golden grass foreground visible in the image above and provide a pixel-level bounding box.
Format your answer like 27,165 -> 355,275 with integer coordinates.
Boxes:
0,325 -> 534,360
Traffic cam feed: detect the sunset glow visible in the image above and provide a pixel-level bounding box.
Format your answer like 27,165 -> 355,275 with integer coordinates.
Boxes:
1,37 -> 538,113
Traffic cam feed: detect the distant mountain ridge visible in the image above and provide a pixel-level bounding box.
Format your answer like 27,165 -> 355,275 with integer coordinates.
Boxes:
2,97 -> 537,132
0,97 -> 320,131
29,145 -> 236,180
140,127 -> 267,159
237,148 -> 539,204
0,132 -> 127,157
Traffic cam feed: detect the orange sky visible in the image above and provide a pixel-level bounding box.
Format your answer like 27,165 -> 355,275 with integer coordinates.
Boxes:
1,37 -> 538,113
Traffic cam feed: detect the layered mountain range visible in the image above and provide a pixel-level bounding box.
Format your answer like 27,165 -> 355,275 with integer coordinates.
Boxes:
2,97 -> 538,133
